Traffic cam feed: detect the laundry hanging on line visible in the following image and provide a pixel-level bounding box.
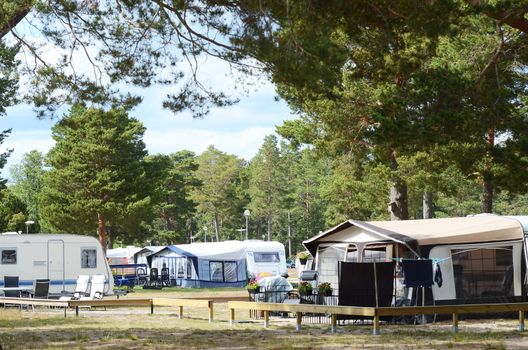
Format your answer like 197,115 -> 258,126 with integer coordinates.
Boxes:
401,259 -> 434,288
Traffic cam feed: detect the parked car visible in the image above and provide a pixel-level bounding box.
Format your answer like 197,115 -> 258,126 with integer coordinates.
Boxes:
286,259 -> 295,269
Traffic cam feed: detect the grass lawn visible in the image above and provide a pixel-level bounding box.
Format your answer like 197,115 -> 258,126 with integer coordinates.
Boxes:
0,288 -> 527,349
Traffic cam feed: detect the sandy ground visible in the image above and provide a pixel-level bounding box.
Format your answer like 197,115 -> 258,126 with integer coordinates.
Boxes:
1,288 -> 528,349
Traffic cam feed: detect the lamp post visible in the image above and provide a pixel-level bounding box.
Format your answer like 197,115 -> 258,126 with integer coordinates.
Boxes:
203,226 -> 208,243
24,220 -> 35,234
243,209 -> 250,240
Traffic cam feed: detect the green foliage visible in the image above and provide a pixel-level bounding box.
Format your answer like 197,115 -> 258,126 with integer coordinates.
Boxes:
247,135 -> 286,240
145,151 -> 201,245
39,106 -> 152,245
9,150 -> 46,230
0,40 -> 19,188
191,145 -> 246,241
0,188 -> 27,232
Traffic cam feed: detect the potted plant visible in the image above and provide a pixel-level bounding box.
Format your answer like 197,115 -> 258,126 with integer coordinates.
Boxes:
246,279 -> 260,294
298,281 -> 313,296
317,282 -> 333,296
297,251 -> 310,265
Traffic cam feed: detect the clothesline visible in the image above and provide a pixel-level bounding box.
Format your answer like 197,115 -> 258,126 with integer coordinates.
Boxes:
390,257 -> 450,264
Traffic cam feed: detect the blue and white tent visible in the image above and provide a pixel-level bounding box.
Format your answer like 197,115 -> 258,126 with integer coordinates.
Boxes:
150,241 -> 248,288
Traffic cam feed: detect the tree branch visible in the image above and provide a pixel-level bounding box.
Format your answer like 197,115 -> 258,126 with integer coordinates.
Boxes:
465,0 -> 528,34
475,24 -> 504,88
0,6 -> 32,39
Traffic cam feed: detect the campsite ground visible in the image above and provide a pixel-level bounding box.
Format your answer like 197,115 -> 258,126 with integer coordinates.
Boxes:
0,288 -> 527,349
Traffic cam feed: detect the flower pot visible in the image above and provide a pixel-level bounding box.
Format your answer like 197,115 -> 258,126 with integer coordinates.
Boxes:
299,258 -> 307,265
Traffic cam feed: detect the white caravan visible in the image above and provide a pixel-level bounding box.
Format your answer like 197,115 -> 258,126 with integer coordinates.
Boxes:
0,233 -> 114,294
245,240 -> 288,278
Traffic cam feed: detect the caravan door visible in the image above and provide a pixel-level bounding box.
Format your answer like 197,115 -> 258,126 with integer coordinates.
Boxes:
47,239 -> 65,291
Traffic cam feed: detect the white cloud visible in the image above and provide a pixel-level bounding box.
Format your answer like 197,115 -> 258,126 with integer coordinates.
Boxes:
144,127 -> 275,160
1,131 -> 54,180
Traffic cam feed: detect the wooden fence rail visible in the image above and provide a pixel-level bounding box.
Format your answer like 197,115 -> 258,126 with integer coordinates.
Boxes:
68,298 -> 214,321
153,298 -> 214,322
227,301 -> 528,335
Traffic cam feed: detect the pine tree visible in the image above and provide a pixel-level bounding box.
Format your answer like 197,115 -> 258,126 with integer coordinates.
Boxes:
40,106 -> 151,248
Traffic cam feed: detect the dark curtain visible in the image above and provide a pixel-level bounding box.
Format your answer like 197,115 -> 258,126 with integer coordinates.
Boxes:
338,261 -> 395,308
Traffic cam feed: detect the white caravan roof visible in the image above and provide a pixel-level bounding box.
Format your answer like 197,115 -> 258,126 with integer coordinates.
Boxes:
304,216 -> 525,256
158,240 -> 286,260
0,234 -> 102,244
169,241 -> 247,260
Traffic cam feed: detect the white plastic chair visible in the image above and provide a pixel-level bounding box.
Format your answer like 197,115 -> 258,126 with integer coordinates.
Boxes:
59,275 -> 90,301
80,275 -> 106,300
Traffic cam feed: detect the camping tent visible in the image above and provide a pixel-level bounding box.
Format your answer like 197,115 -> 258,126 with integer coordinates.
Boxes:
303,215 -> 528,305
150,241 -> 248,287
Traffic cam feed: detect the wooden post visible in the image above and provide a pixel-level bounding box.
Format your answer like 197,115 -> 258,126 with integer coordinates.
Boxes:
75,305 -> 79,317
230,308 -> 236,326
373,314 -> 380,336
208,301 -> 214,323
519,310 -> 525,332
151,301 -> 154,315
264,310 -> 269,328
64,307 -> 67,318
452,313 -> 459,333
331,314 -> 337,333
295,312 -> 302,332
179,305 -> 184,319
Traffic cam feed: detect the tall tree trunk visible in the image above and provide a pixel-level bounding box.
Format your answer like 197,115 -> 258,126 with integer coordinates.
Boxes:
97,212 -> 106,252
482,129 -> 495,213
267,215 -> 272,241
422,192 -> 434,219
287,211 -> 292,258
388,150 -> 409,221
214,214 -> 220,242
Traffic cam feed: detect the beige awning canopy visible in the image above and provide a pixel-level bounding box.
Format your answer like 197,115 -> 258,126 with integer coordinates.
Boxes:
303,216 -> 524,257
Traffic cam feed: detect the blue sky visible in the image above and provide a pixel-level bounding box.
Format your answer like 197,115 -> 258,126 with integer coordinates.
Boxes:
1,77 -> 295,182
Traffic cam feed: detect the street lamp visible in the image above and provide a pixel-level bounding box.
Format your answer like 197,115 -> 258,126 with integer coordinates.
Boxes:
243,209 -> 250,240
203,226 -> 208,243
25,220 -> 35,234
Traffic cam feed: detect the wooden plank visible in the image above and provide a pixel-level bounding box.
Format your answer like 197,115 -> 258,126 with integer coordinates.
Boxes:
69,298 -> 153,307
226,301 -> 376,317
0,297 -> 68,307
153,298 -> 212,308
376,303 -> 528,317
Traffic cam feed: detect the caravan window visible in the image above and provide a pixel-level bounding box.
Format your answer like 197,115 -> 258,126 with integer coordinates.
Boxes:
1,249 -> 16,264
253,252 -> 280,263
81,248 -> 97,268
451,247 -> 514,300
